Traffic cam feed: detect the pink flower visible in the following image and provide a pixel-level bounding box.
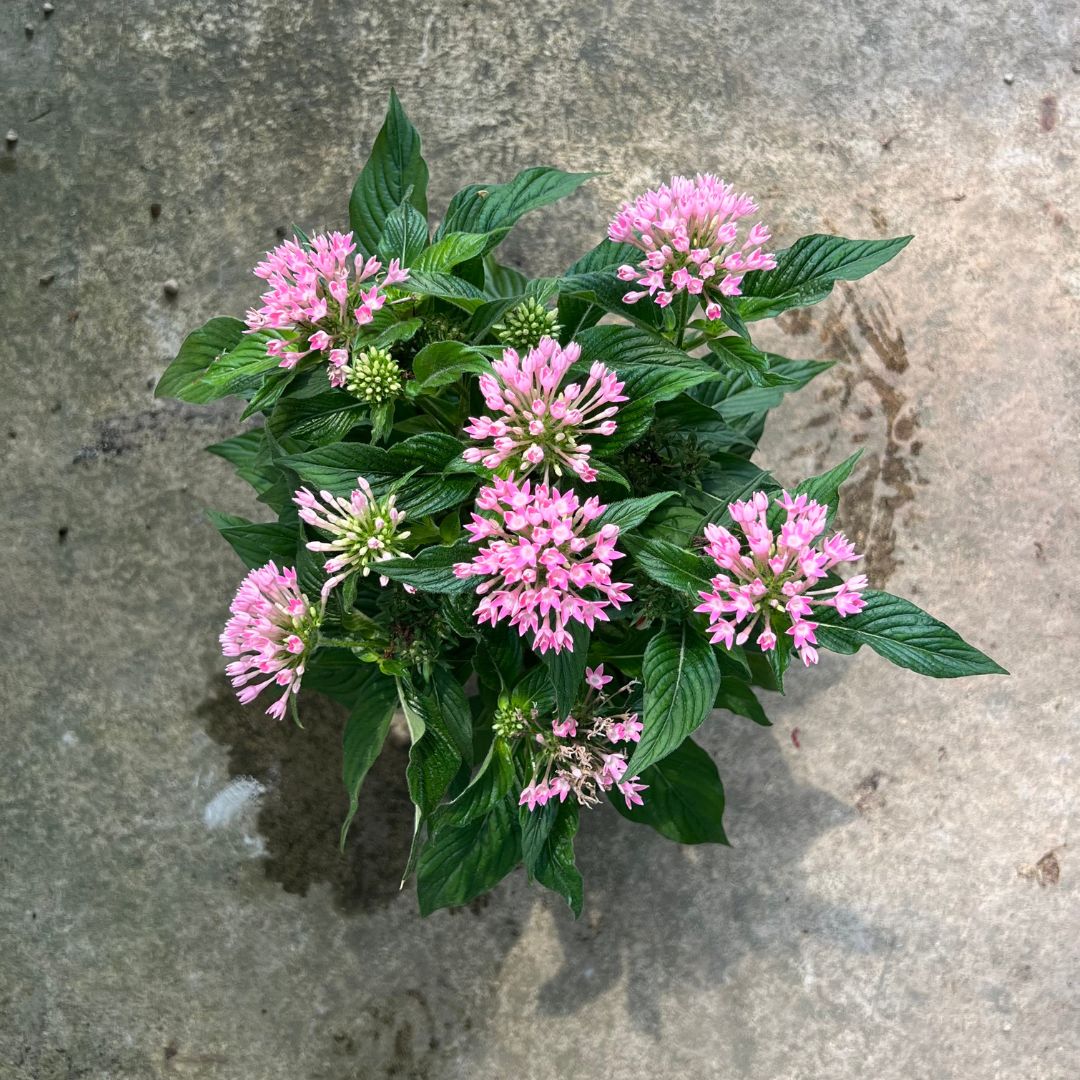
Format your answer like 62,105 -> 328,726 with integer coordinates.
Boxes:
552,716 -> 578,738
608,174 -> 777,315
453,476 -> 633,654
219,562 -> 320,721
293,478 -> 412,599
462,337 -> 626,483
618,777 -> 648,808
606,714 -> 643,743
244,230 -> 410,371
585,664 -> 613,690
693,490 -> 865,666
519,781 -> 550,811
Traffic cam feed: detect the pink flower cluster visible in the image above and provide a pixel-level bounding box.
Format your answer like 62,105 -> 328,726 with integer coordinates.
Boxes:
694,491 -> 867,666
453,477 -> 632,654
518,665 -> 648,811
608,174 -> 777,318
244,230 -> 410,370
463,337 -> 626,483
219,562 -> 320,721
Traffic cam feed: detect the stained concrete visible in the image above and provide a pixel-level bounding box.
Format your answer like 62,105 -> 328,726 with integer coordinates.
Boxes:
2,1 -> 1078,1077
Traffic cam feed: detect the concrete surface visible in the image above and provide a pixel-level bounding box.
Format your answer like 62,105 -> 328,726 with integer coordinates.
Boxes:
2,1 -> 1078,1077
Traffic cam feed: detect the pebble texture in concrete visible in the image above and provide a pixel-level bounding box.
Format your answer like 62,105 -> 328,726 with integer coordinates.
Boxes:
2,2 -> 1078,1077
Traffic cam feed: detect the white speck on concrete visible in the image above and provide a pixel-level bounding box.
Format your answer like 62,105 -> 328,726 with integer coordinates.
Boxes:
203,776 -> 266,829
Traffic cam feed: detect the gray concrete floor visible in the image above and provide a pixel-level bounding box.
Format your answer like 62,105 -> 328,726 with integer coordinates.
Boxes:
2,2 -> 1078,1077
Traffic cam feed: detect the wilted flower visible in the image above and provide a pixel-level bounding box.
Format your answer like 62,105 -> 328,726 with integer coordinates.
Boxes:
219,562 -> 320,721
294,478 -> 412,599
608,174 -> 776,318
453,475 -> 633,654
462,336 -> 626,483
513,665 -> 647,811
694,490 -> 866,666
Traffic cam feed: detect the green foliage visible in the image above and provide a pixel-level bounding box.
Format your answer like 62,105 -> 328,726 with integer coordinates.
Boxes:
157,95 -> 1003,915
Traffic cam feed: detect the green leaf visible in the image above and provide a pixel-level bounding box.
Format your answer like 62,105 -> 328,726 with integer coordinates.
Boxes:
349,89 -> 429,257
205,510 -> 296,570
414,230 -> 509,272
304,647 -> 383,707
377,541 -> 476,594
483,256 -> 528,298
813,589 -> 1007,678
437,167 -> 594,246
416,798 -> 521,915
541,622 -> 590,717
629,625 -> 721,774
339,673 -> 398,848
711,358 -> 835,419
206,430 -> 278,492
519,800 -> 583,915
627,537 -> 716,595
437,739 -> 515,829
375,199 -> 429,266
766,451 -> 862,530
267,393 -> 369,446
402,677 -> 463,821
420,665 -> 475,765
411,340 -> 491,390
612,736 -> 728,845
155,316 -> 246,401
706,336 -> 773,386
182,333 -> 284,404
714,678 -> 770,726
593,491 -> 678,534
738,234 -> 913,321
405,269 -> 487,310
556,239 -> 654,337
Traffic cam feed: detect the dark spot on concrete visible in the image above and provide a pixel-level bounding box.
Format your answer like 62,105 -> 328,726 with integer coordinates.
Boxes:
854,769 -> 888,814
1020,849 -> 1063,887
1039,94 -> 1059,132
164,1040 -> 178,1061
818,290 -> 920,585
43,1 -> 55,15
57,526 -> 68,543
275,225 -> 288,240
38,272 -> 54,286
25,23 -> 35,38
805,412 -> 834,428
7,430 -> 15,440
199,687 -> 415,913
1034,540 -> 1045,561
162,278 -> 180,298
67,310 -> 79,322
937,746 -> 947,761
777,308 -> 814,336
791,727 -> 801,749
910,440 -> 923,456
869,207 -> 888,231
73,402 -> 227,463
880,134 -> 896,151
150,202 -> 162,220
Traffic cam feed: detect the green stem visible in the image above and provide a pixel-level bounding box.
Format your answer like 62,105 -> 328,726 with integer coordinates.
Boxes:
674,292 -> 690,349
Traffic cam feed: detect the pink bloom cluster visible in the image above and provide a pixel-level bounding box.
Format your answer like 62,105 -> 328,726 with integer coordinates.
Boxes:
219,562 -> 320,721
244,230 -> 410,370
694,491 -> 867,666
608,174 -> 777,318
518,665 -> 648,811
453,477 -> 632,654
293,477 -> 412,600
463,337 -> 626,483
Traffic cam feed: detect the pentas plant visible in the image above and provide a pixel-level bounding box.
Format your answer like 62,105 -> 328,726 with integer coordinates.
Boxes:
160,92 -> 1006,917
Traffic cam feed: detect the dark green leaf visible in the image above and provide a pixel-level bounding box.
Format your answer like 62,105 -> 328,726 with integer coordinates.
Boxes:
437,167 -> 594,245
527,801 -> 582,916
541,622 -> 590,716
612,736 -> 728,845
437,739 -> 515,829
415,230 -> 509,272
766,451 -> 862,530
339,673 -> 398,847
403,677 -> 463,821
712,358 -> 835,419
206,510 -> 296,570
738,234 -> 913,321
593,491 -> 678,533
814,589 -> 1007,677
628,625 -> 721,773
375,199 -> 429,266
627,537 -> 716,594
405,269 -> 487,310
378,541 -> 476,594
267,393 -> 369,446
411,340 -> 491,391
155,316 -> 246,401
349,89 -> 429,257
714,678 -> 770,726
416,798 -> 521,915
